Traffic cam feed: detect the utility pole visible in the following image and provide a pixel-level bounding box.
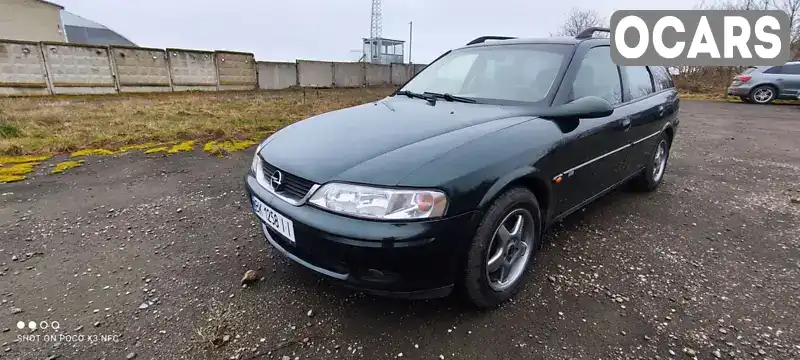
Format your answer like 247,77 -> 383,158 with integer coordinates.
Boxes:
408,21 -> 413,64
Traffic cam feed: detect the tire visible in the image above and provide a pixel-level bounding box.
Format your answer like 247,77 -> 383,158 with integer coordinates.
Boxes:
749,85 -> 776,104
632,133 -> 670,192
462,187 -> 542,310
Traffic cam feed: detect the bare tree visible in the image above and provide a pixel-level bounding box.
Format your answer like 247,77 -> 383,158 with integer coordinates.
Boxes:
555,8 -> 607,37
772,0 -> 800,42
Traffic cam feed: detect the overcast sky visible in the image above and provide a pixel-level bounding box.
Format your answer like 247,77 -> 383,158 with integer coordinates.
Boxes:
54,0 -> 700,64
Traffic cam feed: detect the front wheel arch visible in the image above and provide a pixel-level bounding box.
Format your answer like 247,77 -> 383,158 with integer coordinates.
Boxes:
477,167 -> 553,229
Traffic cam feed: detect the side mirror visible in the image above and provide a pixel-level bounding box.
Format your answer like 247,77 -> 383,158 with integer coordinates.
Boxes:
539,96 -> 614,120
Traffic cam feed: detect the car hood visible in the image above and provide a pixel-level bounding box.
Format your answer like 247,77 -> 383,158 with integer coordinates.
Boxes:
258,96 -> 534,186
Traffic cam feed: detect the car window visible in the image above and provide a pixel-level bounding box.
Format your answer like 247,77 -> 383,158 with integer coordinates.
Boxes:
569,46 -> 622,105
649,66 -> 674,91
764,66 -> 783,74
399,44 -> 572,103
435,53 -> 478,83
621,66 -> 654,100
783,64 -> 800,75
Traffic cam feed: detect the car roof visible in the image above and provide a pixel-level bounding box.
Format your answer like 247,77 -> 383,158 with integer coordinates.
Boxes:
459,36 -> 609,50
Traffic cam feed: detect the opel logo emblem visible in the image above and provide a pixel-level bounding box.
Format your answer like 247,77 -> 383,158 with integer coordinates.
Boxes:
270,170 -> 283,190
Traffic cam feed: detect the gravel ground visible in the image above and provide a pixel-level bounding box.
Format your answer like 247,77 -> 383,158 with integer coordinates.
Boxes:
1,100 -> 798,360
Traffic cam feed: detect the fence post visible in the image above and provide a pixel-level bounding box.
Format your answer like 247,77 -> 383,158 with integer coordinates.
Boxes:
106,45 -> 121,93
37,42 -> 54,95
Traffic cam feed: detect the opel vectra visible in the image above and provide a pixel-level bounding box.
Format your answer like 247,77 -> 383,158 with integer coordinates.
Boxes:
245,28 -> 680,309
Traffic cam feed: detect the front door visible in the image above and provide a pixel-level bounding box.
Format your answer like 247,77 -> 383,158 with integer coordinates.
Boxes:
549,45 -> 632,216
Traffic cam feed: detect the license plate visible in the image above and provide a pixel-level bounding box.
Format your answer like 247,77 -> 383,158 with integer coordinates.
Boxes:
252,196 -> 295,243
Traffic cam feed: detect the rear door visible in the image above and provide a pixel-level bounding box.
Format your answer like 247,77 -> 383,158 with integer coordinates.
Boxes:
779,63 -> 800,97
621,66 -> 678,171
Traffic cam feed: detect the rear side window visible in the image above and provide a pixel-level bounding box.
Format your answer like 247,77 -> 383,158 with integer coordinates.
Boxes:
649,66 -> 674,91
570,46 -> 622,105
764,66 -> 783,74
783,64 -> 800,75
621,66 -> 654,100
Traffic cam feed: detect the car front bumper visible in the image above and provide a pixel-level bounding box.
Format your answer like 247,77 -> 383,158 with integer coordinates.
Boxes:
245,174 -> 479,299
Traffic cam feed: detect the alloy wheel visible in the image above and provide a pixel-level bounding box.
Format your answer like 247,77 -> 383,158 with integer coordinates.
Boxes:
652,139 -> 668,183
485,208 -> 535,292
752,87 -> 774,103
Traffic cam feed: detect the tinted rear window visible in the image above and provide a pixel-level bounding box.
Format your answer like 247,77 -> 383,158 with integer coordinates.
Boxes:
764,66 -> 783,74
650,66 -> 674,91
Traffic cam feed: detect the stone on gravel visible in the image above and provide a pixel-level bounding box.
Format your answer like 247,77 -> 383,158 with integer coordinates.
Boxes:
10,308 -> 22,314
126,352 -> 137,359
138,303 -> 149,310
307,309 -> 314,317
241,270 -> 260,286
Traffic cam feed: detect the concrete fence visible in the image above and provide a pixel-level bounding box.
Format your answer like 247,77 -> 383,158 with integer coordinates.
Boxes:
0,38 -> 427,96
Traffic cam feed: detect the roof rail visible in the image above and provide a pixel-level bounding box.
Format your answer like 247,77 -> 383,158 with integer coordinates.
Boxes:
466,36 -> 517,46
575,27 -> 611,39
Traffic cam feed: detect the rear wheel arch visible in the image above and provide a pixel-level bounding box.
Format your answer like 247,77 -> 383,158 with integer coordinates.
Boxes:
664,126 -> 674,147
749,83 -> 778,103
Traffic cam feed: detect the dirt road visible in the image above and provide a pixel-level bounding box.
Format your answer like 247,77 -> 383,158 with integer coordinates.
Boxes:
1,100 -> 798,360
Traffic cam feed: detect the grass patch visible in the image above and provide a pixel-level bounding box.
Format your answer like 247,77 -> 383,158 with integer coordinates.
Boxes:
168,140 -> 195,154
203,139 -> 259,156
50,160 -> 84,174
0,162 -> 39,176
0,155 -> 52,165
70,148 -> 116,157
118,142 -> 174,152
0,174 -> 26,183
144,146 -> 168,154
0,87 -> 396,157
0,123 -> 20,138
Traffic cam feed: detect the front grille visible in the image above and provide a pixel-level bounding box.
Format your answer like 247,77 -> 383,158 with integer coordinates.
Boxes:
261,159 -> 315,201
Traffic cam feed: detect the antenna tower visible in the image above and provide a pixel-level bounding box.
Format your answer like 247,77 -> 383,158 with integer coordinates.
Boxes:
370,0 -> 382,39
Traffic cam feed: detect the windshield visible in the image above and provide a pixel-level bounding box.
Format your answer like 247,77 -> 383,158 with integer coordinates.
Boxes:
399,43 -> 572,104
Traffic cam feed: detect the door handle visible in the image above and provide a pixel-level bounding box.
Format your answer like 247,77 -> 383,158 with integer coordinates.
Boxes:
618,117 -> 632,131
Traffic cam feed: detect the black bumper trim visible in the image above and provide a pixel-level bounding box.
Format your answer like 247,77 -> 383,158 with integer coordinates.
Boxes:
264,227 -> 349,280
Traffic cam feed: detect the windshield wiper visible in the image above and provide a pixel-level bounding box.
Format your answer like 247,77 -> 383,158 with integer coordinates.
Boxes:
395,90 -> 431,101
423,92 -> 477,103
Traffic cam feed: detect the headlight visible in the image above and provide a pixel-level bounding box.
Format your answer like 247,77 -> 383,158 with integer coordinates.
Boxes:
308,183 -> 448,220
251,141 -> 268,174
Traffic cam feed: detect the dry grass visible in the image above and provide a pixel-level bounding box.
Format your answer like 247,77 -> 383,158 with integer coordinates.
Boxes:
0,87 -> 396,156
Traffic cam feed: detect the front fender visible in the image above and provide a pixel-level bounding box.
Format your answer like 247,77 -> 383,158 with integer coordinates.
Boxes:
477,166 -> 554,220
